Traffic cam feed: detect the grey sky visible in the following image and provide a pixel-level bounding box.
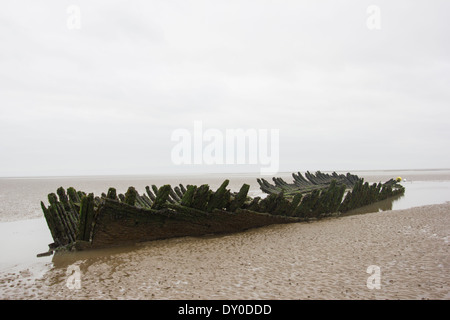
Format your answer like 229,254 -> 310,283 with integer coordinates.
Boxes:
0,0 -> 449,177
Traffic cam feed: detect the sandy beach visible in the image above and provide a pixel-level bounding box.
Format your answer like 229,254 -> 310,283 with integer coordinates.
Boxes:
1,201 -> 448,300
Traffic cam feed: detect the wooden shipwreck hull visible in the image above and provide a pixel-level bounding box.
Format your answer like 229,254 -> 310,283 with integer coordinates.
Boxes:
38,171 -> 405,255
91,200 -> 300,249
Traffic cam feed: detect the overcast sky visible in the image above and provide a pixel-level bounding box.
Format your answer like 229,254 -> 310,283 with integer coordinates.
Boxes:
0,0 -> 449,177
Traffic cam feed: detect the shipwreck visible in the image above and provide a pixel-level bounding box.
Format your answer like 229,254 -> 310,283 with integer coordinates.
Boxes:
38,171 -> 405,256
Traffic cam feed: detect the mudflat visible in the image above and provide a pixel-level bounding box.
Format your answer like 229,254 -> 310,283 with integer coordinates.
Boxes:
1,202 -> 448,299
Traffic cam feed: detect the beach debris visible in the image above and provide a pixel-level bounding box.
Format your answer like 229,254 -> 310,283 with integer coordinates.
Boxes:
38,171 -> 405,254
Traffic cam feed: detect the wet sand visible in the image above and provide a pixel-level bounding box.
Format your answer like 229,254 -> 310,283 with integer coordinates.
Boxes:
1,202 -> 448,300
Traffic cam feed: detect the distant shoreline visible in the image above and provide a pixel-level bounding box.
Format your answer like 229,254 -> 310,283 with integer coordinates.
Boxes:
1,168 -> 450,179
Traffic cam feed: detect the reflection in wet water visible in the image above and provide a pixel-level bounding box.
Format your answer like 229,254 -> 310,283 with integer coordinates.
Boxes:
342,193 -> 404,216
50,243 -> 141,270
342,180 -> 450,216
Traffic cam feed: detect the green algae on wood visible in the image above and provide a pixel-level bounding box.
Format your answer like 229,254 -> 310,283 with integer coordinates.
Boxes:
38,171 -> 405,254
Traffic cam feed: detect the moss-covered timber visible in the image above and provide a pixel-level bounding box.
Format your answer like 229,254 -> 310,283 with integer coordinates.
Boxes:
258,171 -> 360,197
38,171 -> 405,254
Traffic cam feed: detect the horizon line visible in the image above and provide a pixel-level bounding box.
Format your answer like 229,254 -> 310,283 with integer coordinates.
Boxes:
1,168 -> 450,179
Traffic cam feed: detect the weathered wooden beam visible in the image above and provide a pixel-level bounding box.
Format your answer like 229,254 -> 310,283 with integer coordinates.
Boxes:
151,185 -> 159,196
181,185 -> 196,207
151,185 -> 171,210
48,193 -> 76,244
141,193 -> 153,207
191,184 -> 211,211
106,187 -> 118,200
246,196 -> 261,211
289,193 -> 303,216
145,186 -> 156,202
67,187 -> 80,203
272,192 -> 292,216
229,184 -> 250,212
77,193 -> 95,241
41,201 -> 58,244
167,187 -> 178,204
135,193 -> 150,208
174,186 -> 184,199
206,179 -> 229,212
56,187 -> 79,230
57,187 -> 70,211
77,191 -> 86,200
124,187 -> 137,206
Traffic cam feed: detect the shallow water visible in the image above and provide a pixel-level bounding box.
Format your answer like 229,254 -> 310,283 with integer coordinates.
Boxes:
345,181 -> 450,216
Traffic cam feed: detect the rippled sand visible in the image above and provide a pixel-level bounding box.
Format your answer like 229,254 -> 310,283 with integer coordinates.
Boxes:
1,203 -> 449,300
